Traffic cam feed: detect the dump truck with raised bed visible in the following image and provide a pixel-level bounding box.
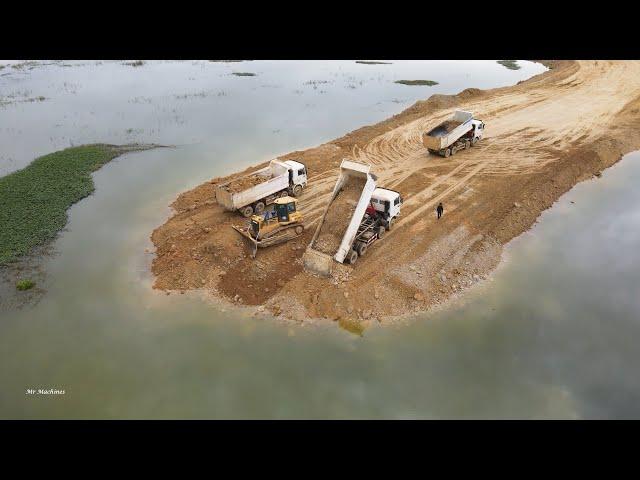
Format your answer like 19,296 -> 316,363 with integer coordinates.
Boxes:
423,110 -> 485,157
215,159 -> 308,217
303,160 -> 402,276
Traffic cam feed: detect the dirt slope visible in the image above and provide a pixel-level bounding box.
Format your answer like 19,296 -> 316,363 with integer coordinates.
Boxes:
151,61 -> 640,326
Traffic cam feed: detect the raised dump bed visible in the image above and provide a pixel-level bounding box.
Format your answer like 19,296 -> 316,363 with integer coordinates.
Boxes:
303,160 -> 377,277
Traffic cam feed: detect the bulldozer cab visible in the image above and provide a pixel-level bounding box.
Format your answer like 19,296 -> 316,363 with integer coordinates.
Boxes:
274,196 -> 298,223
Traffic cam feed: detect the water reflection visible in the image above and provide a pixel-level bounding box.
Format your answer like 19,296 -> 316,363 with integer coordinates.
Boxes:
6,61 -> 637,419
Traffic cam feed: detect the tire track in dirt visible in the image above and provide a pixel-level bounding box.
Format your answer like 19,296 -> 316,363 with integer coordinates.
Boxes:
152,60 -> 640,326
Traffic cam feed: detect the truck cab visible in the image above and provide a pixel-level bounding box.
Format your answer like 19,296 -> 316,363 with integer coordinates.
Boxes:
370,188 -> 402,229
282,159 -> 308,196
471,119 -> 485,143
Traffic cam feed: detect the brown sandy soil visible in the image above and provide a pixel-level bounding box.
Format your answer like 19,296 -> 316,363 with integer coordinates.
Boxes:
313,177 -> 366,255
222,172 -> 270,193
151,60 -> 640,326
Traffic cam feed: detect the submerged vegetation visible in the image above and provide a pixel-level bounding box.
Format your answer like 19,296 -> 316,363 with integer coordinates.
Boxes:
0,144 -> 156,265
497,60 -> 521,70
16,279 -> 35,291
395,79 -> 438,86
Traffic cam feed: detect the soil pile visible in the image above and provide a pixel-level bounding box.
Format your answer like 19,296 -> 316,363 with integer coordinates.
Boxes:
428,120 -> 462,137
224,173 -> 270,193
313,177 -> 366,255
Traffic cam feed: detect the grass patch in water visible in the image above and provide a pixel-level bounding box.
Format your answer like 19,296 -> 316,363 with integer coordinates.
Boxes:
497,60 -> 521,70
232,72 -> 256,77
0,144 -> 156,266
356,60 -> 392,65
16,279 -> 35,291
395,79 -> 438,86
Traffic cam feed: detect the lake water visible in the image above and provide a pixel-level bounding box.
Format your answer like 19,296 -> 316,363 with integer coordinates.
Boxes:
4,60 -> 638,419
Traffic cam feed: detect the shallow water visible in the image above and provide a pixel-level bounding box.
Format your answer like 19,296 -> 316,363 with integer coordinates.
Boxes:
5,60 -> 639,419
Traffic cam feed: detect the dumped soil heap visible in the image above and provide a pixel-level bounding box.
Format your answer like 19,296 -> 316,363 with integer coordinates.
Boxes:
223,173 -> 270,193
151,61 -> 640,328
428,120 -> 462,137
313,177 -> 366,255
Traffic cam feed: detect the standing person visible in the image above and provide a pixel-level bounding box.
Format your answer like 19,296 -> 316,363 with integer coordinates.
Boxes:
436,202 -> 444,220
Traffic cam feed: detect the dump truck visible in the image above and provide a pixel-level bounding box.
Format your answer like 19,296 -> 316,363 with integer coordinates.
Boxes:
215,159 -> 308,217
423,110 -> 485,157
303,160 -> 402,276
232,196 -> 304,258
342,187 -> 403,264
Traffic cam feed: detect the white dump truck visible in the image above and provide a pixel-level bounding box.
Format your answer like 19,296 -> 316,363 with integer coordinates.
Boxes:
303,160 -> 402,276
423,110 -> 485,157
215,159 -> 308,217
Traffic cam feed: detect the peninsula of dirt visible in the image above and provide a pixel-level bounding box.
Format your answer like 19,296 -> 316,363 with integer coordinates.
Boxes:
151,61 -> 640,326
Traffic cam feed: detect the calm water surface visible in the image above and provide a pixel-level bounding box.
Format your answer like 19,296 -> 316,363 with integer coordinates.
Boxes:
4,61 -> 638,419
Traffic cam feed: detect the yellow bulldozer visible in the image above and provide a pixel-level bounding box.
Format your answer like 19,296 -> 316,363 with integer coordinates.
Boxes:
232,196 -> 305,258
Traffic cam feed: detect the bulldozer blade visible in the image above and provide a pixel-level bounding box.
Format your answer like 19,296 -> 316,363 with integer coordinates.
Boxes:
232,225 -> 259,258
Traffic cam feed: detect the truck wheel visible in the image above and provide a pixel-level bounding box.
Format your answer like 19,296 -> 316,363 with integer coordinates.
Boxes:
254,201 -> 265,215
465,140 -> 471,149
444,148 -> 450,158
294,225 -> 304,235
386,217 -> 393,231
471,137 -> 478,146
241,205 -> 254,218
450,146 -> 456,156
292,184 -> 303,197
347,250 -> 358,265
356,242 -> 367,257
279,190 -> 288,198
377,226 -> 385,239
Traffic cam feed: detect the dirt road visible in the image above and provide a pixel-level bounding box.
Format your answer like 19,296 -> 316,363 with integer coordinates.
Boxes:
151,61 -> 640,325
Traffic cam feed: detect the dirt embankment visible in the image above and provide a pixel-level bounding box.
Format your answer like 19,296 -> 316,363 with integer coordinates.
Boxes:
151,61 -> 640,327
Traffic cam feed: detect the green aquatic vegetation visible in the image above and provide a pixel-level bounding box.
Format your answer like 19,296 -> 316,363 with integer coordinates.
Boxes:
497,60 -> 521,70
395,79 -> 438,86
0,144 -> 151,265
16,279 -> 35,291
356,61 -> 392,65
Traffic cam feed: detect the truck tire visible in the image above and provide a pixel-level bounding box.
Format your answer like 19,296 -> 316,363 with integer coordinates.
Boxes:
465,140 -> 471,149
444,148 -> 450,158
347,250 -> 358,265
241,205 -> 254,218
356,242 -> 367,257
386,217 -> 393,231
279,190 -> 288,198
471,137 -> 478,146
254,201 -> 265,215
292,184 -> 303,197
294,225 -> 304,235
377,226 -> 385,239
450,146 -> 457,156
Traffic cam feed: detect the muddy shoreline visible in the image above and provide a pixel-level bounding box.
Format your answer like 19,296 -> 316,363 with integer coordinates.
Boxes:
151,61 -> 640,326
